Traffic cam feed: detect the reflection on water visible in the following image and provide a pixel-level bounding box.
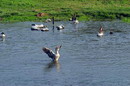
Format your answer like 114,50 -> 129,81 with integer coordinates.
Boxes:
0,21 -> 130,86
45,61 -> 60,72
0,37 -> 5,42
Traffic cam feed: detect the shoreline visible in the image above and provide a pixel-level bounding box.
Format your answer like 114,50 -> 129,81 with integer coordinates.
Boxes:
1,0 -> 130,23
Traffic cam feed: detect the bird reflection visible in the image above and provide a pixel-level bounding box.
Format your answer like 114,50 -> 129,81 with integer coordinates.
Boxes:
73,24 -> 78,30
45,61 -> 60,72
0,38 -> 5,42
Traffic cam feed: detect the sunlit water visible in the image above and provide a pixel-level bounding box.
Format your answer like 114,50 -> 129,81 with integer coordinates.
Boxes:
0,21 -> 130,86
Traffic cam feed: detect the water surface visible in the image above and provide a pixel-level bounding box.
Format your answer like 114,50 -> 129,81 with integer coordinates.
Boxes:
0,21 -> 130,86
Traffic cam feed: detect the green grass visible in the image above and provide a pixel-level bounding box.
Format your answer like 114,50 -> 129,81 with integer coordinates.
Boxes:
1,0 -> 130,22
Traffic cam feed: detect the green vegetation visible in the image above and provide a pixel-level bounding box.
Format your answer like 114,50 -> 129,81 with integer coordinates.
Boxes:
1,0 -> 130,22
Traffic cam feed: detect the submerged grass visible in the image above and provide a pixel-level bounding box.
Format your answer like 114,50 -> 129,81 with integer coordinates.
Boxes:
1,0 -> 130,22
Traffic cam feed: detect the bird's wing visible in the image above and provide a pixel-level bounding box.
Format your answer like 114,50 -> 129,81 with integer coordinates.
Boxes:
42,47 -> 55,59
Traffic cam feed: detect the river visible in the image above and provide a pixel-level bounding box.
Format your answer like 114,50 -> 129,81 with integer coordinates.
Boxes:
0,21 -> 130,86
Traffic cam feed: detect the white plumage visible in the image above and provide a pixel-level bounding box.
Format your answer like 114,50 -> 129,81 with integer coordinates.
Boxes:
31,24 -> 49,31
56,25 -> 64,30
97,27 -> 104,37
42,45 -> 62,61
0,32 -> 5,38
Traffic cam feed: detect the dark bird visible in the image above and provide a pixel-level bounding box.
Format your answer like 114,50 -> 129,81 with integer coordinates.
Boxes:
109,30 -> 113,34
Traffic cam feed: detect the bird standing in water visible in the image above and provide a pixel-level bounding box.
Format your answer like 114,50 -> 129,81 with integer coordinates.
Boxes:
0,32 -> 6,38
42,45 -> 62,61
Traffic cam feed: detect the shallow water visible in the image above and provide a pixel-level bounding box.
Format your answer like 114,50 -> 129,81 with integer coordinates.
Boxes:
0,21 -> 130,86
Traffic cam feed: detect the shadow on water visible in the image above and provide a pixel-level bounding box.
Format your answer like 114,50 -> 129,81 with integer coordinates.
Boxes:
44,61 -> 60,72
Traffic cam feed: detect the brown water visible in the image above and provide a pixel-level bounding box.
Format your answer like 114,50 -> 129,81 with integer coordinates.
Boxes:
0,21 -> 130,86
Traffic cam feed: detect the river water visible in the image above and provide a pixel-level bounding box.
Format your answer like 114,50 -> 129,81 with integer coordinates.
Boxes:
0,21 -> 130,86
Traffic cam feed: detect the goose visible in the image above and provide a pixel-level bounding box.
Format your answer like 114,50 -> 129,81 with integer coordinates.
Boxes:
31,24 -> 47,31
69,15 -> 79,24
42,45 -> 62,61
41,27 -> 49,31
73,19 -> 79,24
56,25 -> 64,30
45,19 -> 51,23
97,27 -> 104,37
0,32 -> 5,38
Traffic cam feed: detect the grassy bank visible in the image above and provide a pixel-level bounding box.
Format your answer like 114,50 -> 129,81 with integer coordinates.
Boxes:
1,0 -> 130,22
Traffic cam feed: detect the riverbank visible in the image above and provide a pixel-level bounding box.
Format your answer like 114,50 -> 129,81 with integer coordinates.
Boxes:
1,0 -> 130,22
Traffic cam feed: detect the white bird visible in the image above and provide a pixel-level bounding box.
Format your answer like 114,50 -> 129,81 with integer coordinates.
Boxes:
73,20 -> 79,24
42,45 -> 62,61
0,32 -> 5,38
97,27 -> 104,37
31,24 -> 47,31
56,25 -> 64,30
45,19 -> 51,23
40,25 -> 49,31
41,27 -> 49,31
